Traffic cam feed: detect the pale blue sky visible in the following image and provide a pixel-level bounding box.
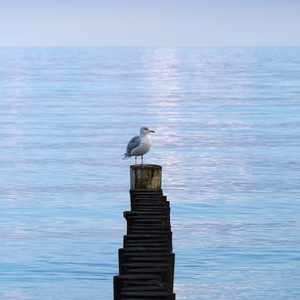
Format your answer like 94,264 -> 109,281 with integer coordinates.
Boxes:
1,0 -> 300,47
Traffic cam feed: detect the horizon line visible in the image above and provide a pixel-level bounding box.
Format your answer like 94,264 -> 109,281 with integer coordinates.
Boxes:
0,45 -> 299,48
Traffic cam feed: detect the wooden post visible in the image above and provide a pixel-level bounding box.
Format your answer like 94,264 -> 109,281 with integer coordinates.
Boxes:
114,164 -> 176,300
130,164 -> 162,190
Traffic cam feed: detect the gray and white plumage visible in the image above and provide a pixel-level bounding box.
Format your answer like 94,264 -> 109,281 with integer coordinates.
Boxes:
123,127 -> 155,165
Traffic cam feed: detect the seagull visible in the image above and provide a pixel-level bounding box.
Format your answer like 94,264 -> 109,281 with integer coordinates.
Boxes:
123,127 -> 155,165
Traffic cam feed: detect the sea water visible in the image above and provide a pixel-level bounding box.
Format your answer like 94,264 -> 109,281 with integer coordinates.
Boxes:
0,47 -> 299,299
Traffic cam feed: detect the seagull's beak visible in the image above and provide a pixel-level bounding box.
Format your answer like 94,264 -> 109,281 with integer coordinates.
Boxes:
150,130 -> 155,133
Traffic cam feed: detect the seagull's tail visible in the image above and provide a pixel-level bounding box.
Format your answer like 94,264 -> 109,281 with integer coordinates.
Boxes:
122,153 -> 130,160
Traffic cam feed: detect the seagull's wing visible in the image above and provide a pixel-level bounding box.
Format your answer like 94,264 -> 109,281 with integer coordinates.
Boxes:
126,135 -> 141,154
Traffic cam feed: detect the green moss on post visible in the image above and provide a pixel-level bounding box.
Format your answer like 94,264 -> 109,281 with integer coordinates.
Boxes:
130,164 -> 162,190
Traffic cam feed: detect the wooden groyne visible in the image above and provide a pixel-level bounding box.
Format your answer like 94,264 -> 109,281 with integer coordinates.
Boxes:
114,165 -> 176,300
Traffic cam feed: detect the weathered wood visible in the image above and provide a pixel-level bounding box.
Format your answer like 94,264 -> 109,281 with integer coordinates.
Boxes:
114,166 -> 175,300
130,164 -> 162,190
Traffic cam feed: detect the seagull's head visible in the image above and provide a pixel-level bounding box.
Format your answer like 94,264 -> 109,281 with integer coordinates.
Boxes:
140,126 -> 155,135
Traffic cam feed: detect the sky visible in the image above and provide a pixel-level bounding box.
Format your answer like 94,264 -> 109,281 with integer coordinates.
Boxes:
1,0 -> 300,47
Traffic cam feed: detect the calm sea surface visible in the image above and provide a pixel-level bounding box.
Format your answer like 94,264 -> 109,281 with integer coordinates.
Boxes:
0,47 -> 300,299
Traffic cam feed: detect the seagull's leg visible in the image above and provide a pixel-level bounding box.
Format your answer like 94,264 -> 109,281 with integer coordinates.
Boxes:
141,155 -> 144,166
135,156 -> 137,165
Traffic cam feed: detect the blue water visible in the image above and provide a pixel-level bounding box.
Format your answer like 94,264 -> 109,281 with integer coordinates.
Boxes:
0,47 -> 299,299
